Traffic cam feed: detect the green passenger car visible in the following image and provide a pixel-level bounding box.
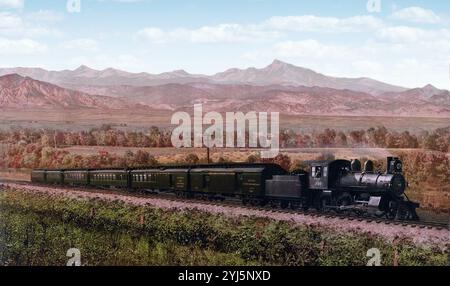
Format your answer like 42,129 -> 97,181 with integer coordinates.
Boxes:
90,170 -> 128,188
31,170 -> 46,183
64,170 -> 89,185
130,169 -> 160,190
46,170 -> 63,184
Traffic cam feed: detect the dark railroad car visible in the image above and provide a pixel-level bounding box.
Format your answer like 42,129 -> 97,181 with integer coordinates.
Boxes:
46,170 -> 63,184
190,164 -> 286,197
161,168 -> 190,192
130,169 -> 162,190
90,169 -> 128,188
190,167 -> 237,195
64,170 -> 89,186
31,170 -> 46,183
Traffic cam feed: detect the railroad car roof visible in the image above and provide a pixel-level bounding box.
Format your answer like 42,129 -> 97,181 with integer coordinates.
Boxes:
131,169 -> 162,173
190,167 -> 266,173
161,168 -> 190,173
90,169 -> 128,173
32,163 -> 285,172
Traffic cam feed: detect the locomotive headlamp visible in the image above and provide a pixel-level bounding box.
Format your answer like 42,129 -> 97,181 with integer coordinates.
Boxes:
387,157 -> 403,174
395,161 -> 402,172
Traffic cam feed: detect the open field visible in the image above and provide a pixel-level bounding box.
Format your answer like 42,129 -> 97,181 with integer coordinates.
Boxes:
1,108 -> 449,133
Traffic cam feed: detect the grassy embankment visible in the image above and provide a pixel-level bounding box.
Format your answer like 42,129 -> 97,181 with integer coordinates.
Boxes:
0,190 -> 447,266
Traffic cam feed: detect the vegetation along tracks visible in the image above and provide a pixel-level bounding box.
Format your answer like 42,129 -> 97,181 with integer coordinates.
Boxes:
1,179 -> 448,232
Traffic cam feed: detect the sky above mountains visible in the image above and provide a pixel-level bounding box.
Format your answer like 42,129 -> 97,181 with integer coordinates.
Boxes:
1,0 -> 450,89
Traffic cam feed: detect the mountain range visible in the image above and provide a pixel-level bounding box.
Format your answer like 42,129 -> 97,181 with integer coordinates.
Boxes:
0,60 -> 449,117
0,74 -> 133,110
0,60 -> 406,95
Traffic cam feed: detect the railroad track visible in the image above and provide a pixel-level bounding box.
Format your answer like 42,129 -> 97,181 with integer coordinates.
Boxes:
1,179 -> 449,231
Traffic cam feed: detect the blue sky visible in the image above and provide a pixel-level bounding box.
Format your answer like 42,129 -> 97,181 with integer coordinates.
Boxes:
1,0 -> 450,89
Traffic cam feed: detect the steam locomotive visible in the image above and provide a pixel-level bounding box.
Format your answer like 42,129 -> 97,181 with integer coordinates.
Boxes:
31,156 -> 419,220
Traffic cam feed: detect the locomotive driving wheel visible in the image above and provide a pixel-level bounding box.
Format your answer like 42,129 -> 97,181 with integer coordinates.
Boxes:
315,195 -> 332,212
336,193 -> 353,214
386,200 -> 399,220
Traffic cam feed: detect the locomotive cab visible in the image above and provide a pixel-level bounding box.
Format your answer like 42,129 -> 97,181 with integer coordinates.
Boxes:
307,160 -> 351,190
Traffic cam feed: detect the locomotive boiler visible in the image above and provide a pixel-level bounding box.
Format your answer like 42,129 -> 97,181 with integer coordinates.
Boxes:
338,157 -> 406,196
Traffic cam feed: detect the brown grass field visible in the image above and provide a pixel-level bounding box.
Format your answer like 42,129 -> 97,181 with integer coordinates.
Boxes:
1,108 -> 449,133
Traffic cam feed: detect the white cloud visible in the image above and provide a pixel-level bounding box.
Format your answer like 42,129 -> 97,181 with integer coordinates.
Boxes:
137,24 -> 281,43
61,38 -> 99,51
136,15 -> 385,44
376,26 -> 450,43
391,7 -> 441,24
262,15 -> 384,33
27,10 -> 64,22
0,0 -> 23,9
0,12 -> 63,38
0,12 -> 22,29
136,27 -> 165,43
0,37 -> 47,55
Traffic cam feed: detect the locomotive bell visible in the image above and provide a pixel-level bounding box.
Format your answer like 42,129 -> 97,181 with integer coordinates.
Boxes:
364,160 -> 374,173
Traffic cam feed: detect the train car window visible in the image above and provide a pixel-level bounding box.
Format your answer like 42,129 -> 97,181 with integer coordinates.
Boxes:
323,167 -> 328,177
312,166 -> 323,178
203,175 -> 210,187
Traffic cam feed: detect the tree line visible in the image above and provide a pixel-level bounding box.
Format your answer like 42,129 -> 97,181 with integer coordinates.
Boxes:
0,125 -> 448,152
